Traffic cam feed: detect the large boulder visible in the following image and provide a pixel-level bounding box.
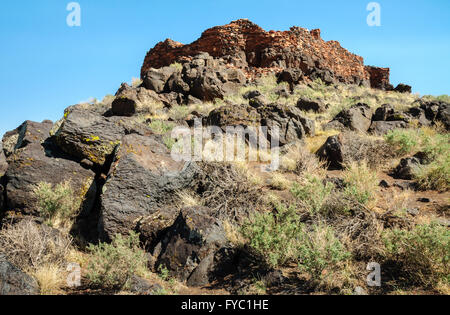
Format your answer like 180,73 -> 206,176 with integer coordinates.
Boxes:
259,104 -> 315,146
372,104 -> 409,122
112,83 -> 165,116
99,134 -> 199,242
407,107 -> 433,127
316,132 -> 390,170
207,104 -> 261,129
369,121 -> 408,135
394,83 -> 412,94
296,97 -> 328,113
142,53 -> 246,103
153,206 -> 230,287
142,67 -> 177,93
416,100 -> 450,130
181,53 -> 246,102
4,120 -> 96,215
54,106 -> 125,166
276,69 -> 303,90
391,157 -> 421,180
0,255 -> 39,295
324,103 -> 373,133
207,103 -> 315,146
316,135 -> 344,170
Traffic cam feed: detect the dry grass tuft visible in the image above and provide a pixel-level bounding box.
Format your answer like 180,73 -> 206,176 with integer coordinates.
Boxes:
176,190 -> 200,207
32,264 -> 66,295
281,143 -> 327,178
268,173 -> 291,191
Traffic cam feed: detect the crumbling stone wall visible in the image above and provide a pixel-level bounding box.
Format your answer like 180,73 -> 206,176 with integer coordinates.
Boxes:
141,19 -> 391,89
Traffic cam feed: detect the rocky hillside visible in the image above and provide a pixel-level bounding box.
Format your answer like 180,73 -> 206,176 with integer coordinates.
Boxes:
0,20 -> 448,296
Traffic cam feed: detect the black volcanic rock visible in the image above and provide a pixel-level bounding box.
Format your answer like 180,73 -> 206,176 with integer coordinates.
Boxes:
99,134 -> 199,242
0,255 -> 39,295
3,120 -> 96,215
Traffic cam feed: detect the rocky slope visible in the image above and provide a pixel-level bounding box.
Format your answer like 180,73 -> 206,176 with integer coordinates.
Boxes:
0,20 -> 448,295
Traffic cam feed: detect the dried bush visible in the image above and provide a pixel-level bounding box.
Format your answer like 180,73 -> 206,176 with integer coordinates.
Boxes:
31,264 -> 65,295
340,132 -> 396,169
195,162 -> 264,221
0,219 -> 72,271
333,205 -> 385,260
415,155 -> 450,192
281,144 -> 327,177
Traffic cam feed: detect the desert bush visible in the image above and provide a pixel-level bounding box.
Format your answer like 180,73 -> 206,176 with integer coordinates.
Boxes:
169,105 -> 191,120
384,128 -> 449,158
281,144 -> 327,177
197,162 -> 264,221
297,224 -> 351,283
148,120 -> 174,134
33,181 -> 81,227
241,205 -> 302,268
86,232 -> 148,290
383,222 -> 450,288
291,176 -> 334,215
385,129 -> 449,191
415,155 -> 450,192
342,161 -> 379,206
268,173 -> 291,190
0,220 -> 72,271
385,129 -> 420,155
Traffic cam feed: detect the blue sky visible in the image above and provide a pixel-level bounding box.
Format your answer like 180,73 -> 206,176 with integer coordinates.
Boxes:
0,0 -> 449,137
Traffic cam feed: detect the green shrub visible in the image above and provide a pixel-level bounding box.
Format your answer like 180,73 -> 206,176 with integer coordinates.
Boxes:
163,135 -> 176,150
297,224 -> 351,281
421,133 -> 450,161
158,264 -> 171,281
383,222 -> 450,288
169,106 -> 191,120
415,155 -> 450,192
33,181 -> 81,226
86,232 -> 148,290
385,130 -> 449,191
291,176 -> 334,215
241,205 -> 301,268
148,120 -> 174,134
385,129 -> 420,155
